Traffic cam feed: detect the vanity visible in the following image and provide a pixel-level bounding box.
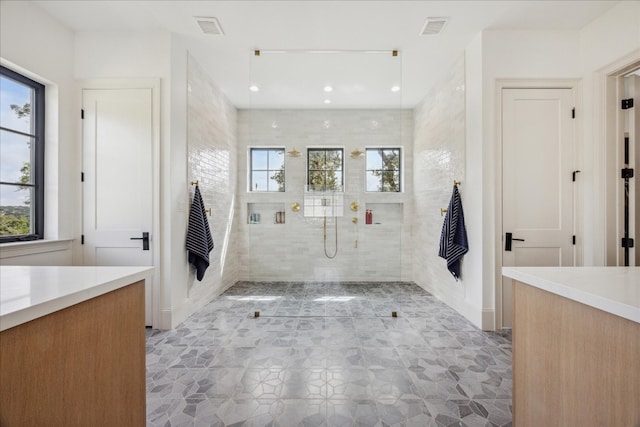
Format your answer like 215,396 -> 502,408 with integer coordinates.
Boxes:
502,267 -> 640,426
0,266 -> 153,427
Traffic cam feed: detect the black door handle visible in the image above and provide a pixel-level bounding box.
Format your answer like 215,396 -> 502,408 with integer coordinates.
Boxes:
505,232 -> 525,251
130,232 -> 149,250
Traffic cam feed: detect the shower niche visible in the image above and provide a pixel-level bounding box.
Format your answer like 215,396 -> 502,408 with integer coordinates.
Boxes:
247,202 -> 286,225
363,202 -> 403,226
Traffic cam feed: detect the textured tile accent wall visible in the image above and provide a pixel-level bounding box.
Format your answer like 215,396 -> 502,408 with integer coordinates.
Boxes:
413,56 -> 467,299
237,109 -> 413,282
187,55 -> 239,300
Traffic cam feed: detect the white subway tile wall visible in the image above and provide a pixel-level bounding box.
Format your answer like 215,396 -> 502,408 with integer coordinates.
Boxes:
412,55 -> 466,298
237,109 -> 413,282
187,55 -> 240,300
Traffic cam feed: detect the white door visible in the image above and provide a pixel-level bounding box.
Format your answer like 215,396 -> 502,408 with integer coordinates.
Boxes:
82,88 -> 154,326
502,88 -> 575,327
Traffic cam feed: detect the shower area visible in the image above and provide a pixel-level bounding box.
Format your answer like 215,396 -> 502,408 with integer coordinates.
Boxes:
237,50 -> 413,284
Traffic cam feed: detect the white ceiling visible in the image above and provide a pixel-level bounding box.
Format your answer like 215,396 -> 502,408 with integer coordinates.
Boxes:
33,0 -> 619,108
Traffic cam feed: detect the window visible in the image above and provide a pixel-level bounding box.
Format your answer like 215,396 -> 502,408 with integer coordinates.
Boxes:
366,148 -> 401,192
250,148 -> 285,191
0,66 -> 45,242
307,148 -> 343,191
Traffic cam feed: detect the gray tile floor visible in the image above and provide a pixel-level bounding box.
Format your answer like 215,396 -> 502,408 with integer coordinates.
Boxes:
146,281 -> 512,427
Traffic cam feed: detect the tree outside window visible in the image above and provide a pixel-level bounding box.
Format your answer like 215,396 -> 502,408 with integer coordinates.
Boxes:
307,148 -> 343,192
250,148 -> 285,192
0,66 -> 44,241
366,148 -> 401,192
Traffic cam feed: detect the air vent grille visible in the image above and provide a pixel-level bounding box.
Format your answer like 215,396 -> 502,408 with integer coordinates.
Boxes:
420,17 -> 448,36
195,17 -> 224,35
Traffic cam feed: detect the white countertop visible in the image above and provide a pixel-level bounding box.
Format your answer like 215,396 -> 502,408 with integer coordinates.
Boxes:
0,266 -> 154,332
502,267 -> 640,324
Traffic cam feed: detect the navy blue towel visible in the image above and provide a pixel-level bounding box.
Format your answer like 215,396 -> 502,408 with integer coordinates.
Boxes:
438,185 -> 469,280
186,186 -> 214,281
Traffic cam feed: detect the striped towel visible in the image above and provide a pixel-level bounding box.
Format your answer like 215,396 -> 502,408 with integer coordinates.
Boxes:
186,185 -> 214,281
438,185 -> 469,280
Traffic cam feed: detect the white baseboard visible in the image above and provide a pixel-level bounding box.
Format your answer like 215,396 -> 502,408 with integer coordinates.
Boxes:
481,308 -> 495,331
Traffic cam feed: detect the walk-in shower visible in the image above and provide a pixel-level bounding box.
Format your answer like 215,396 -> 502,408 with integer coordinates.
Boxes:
241,50 -> 410,283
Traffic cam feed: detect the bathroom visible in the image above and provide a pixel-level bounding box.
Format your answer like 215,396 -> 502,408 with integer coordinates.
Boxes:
0,1 -> 638,332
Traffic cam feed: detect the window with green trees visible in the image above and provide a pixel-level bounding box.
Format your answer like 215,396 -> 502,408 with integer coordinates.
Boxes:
0,66 -> 45,242
250,148 -> 285,192
366,148 -> 401,192
307,148 -> 343,192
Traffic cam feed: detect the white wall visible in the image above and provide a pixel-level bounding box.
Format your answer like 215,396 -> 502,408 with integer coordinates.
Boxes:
477,30 -> 582,329
0,0 -> 77,264
74,31 -> 175,328
579,1 -> 640,266
412,55 -> 482,325
237,109 -> 413,282
470,2 -> 640,329
179,54 -> 240,323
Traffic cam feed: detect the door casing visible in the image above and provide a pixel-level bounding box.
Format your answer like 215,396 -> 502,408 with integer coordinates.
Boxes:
494,79 -> 582,330
79,78 -> 161,328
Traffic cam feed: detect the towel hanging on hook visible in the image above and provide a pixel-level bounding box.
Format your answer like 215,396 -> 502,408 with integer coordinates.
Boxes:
186,185 -> 214,281
438,184 -> 468,280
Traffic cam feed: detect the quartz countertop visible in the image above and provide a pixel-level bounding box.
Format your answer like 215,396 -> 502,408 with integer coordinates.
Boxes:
0,266 -> 153,332
502,267 -> 640,324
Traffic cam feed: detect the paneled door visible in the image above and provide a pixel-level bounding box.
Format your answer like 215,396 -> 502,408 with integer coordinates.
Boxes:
82,87 -> 155,326
501,88 -> 576,327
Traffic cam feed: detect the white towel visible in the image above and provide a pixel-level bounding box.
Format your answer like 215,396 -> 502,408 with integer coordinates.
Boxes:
186,186 -> 214,281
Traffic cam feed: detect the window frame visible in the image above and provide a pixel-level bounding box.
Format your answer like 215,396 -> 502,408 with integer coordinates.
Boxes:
248,147 -> 286,192
365,147 -> 402,193
306,147 -> 344,192
0,65 -> 45,243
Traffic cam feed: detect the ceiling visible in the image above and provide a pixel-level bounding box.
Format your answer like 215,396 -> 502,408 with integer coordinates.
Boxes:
33,0 -> 619,108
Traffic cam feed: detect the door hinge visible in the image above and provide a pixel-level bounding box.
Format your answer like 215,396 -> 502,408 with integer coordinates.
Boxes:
572,235 -> 576,245
81,172 -> 84,182
81,109 -> 84,119
621,98 -> 634,110
621,237 -> 634,248
81,235 -> 84,245
621,168 -> 634,179
571,108 -> 575,119
572,170 -> 581,182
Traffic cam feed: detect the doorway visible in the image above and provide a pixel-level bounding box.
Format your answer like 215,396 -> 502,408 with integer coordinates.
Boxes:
81,80 -> 160,327
498,83 -> 578,328
605,62 -> 640,267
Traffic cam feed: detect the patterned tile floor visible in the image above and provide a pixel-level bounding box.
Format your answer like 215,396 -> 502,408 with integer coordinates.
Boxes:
146,281 -> 512,427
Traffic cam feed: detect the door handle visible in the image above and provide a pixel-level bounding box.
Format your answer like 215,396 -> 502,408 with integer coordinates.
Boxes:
505,232 -> 525,251
130,232 -> 149,250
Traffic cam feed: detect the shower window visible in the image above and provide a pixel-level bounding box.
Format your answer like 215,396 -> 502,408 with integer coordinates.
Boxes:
366,148 -> 401,192
307,148 -> 343,192
249,148 -> 285,192
0,66 -> 45,242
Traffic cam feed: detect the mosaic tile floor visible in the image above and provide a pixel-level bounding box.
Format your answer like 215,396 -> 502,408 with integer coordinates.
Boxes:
146,281 -> 512,427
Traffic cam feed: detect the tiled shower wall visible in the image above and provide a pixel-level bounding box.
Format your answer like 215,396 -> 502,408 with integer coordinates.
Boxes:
237,109 -> 413,282
412,56 -> 467,302
186,55 -> 239,300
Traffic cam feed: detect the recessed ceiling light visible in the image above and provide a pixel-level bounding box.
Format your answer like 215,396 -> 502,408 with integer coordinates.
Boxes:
324,85 -> 333,92
391,85 -> 401,92
249,85 -> 259,92
324,99 -> 332,104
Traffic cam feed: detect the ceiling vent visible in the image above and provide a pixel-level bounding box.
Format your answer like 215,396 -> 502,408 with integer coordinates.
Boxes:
420,17 -> 448,36
195,17 -> 224,35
